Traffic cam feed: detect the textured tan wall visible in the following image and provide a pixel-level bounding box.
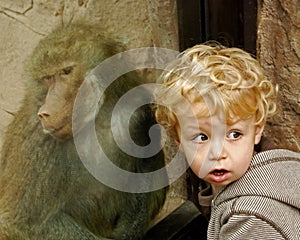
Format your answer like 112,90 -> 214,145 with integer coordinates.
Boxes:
257,0 -> 300,151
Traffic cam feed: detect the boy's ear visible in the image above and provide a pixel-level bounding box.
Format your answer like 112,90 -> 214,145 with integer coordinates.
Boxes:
254,122 -> 265,145
174,139 -> 184,152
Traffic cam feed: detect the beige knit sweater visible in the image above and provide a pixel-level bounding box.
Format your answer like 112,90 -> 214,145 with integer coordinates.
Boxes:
199,149 -> 300,240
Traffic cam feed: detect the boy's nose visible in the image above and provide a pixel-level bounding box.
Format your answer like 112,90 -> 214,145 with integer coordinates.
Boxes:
208,115 -> 227,161
209,140 -> 227,161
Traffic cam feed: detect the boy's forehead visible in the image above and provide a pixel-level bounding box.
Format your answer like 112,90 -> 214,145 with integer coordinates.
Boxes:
175,98 -> 215,119
175,96 -> 248,125
175,97 -> 215,116
177,103 -> 255,129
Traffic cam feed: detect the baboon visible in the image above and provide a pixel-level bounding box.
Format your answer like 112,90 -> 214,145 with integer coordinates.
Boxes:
0,22 -> 167,240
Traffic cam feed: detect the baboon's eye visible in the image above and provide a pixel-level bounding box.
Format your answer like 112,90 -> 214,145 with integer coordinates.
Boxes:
42,75 -> 53,82
61,66 -> 74,75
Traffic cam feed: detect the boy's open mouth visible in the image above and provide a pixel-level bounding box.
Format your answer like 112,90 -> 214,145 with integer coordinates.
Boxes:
208,169 -> 230,183
210,169 -> 228,176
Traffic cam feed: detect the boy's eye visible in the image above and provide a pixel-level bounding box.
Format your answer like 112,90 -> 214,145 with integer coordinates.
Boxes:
193,134 -> 208,143
227,131 -> 242,140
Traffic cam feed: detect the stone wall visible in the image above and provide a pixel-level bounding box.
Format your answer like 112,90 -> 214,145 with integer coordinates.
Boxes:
257,0 -> 300,151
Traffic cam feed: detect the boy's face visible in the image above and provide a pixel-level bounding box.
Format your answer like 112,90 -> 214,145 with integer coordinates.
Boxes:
176,101 -> 264,188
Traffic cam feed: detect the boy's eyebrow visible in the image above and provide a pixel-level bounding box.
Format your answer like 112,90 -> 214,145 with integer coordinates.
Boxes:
226,114 -> 254,125
179,116 -> 213,132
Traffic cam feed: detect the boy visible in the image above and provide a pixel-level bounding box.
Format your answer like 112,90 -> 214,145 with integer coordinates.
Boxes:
154,42 -> 300,239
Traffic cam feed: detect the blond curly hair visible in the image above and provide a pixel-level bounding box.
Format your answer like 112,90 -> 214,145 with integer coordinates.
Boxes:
154,42 -> 278,139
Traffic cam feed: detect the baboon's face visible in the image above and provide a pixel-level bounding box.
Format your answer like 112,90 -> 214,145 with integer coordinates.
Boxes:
37,63 -> 83,140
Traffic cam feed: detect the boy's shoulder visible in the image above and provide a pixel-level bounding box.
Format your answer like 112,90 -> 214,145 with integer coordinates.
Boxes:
251,149 -> 300,166
212,149 -> 300,239
213,194 -> 300,240
214,149 -> 300,209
